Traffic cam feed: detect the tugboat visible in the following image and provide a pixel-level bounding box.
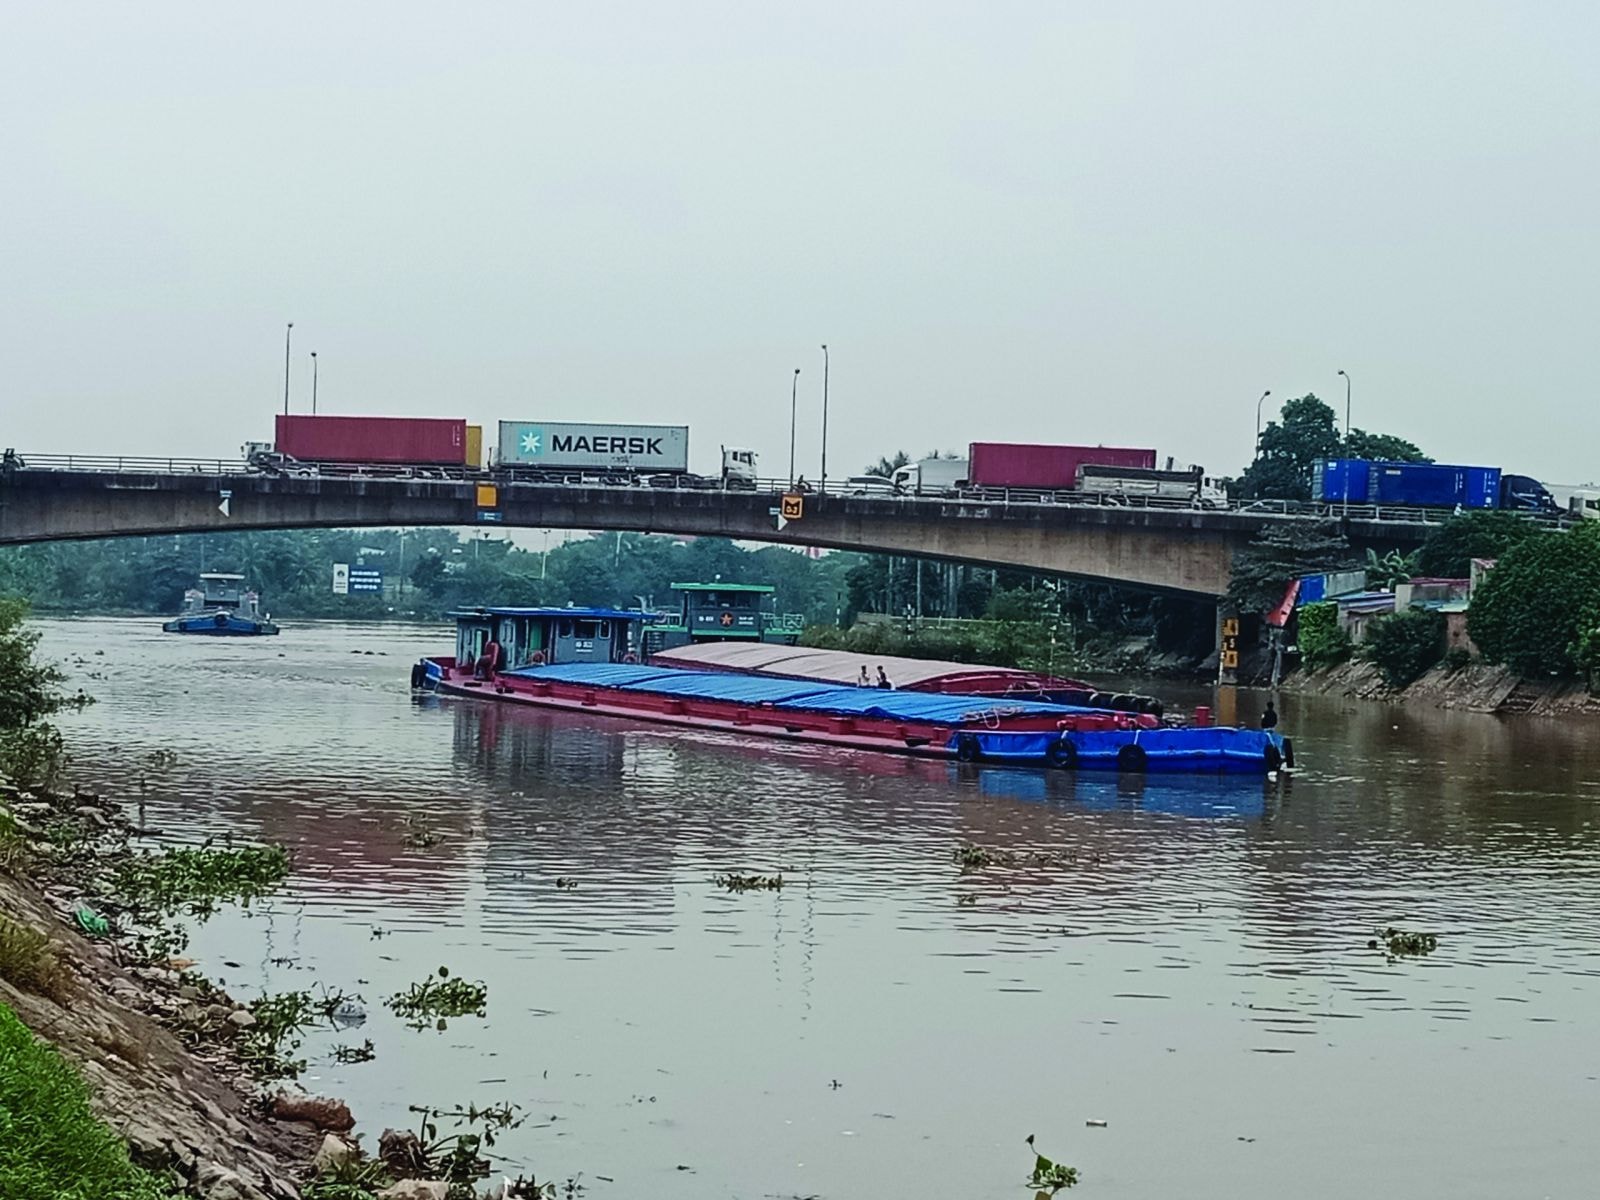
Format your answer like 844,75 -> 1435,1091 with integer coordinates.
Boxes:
162,574 -> 280,636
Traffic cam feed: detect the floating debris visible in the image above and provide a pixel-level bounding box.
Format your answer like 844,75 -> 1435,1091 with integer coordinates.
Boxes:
1025,1133 -> 1080,1193
387,966 -> 489,1029
713,872 -> 783,892
1370,926 -> 1439,960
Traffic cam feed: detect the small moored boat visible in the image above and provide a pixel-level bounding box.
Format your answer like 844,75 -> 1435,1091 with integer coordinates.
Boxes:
162,574 -> 280,636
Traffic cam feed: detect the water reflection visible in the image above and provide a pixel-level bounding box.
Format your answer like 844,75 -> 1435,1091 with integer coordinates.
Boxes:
34,619 -> 1600,1200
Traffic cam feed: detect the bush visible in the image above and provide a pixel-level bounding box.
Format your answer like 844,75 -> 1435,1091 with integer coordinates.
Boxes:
1417,510 -> 1542,579
1469,524 -> 1600,677
0,1001 -> 177,1199
1296,602 -> 1352,671
1443,647 -> 1471,673
1362,608 -> 1445,688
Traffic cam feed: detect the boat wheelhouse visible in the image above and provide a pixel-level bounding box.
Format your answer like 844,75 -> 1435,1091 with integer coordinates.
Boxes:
426,606 -> 650,682
642,583 -> 803,653
162,574 -> 280,636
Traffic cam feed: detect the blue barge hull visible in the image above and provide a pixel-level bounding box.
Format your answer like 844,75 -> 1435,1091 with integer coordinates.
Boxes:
162,613 -> 280,636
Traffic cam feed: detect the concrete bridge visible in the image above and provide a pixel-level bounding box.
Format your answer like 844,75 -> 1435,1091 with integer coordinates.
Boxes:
0,458 -> 1435,598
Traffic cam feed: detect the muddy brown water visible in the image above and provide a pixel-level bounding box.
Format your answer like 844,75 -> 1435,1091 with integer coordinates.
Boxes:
39,617 -> 1600,1199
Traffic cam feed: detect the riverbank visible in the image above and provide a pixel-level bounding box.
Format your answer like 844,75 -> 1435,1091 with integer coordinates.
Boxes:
1284,658 -> 1600,717
0,783 -> 315,1200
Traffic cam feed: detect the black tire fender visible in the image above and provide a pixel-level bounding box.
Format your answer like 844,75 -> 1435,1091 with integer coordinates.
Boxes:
1116,743 -> 1148,773
1264,742 -> 1283,772
1045,738 -> 1078,770
955,734 -> 982,763
410,663 -> 425,689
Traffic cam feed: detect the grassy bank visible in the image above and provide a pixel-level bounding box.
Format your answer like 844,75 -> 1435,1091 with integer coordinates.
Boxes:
0,999 -> 176,1200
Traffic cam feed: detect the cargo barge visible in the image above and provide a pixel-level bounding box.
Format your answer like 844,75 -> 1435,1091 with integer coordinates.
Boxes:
414,607 -> 1290,773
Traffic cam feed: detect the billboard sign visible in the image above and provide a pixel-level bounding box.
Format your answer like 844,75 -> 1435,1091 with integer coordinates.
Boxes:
348,568 -> 384,595
332,563 -> 349,595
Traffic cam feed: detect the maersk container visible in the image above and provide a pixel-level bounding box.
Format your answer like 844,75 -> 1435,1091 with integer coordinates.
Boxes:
967,442 -> 1157,489
274,415 -> 468,465
498,421 -> 690,472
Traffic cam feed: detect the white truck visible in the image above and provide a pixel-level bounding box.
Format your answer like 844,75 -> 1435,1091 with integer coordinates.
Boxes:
890,456 -> 969,495
1077,463 -> 1227,508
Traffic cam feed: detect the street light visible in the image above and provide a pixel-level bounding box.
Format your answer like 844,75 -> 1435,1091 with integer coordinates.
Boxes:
1254,389 -> 1271,454
310,351 -> 318,415
282,322 -> 294,415
820,344 -> 830,493
1337,369 -> 1352,516
789,367 -> 800,488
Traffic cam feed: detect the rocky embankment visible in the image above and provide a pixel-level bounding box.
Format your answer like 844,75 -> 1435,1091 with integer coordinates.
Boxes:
1285,659 -> 1600,717
0,784 -> 322,1200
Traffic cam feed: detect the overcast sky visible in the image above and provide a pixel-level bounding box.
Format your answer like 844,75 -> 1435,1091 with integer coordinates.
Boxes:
4,3 -> 1597,483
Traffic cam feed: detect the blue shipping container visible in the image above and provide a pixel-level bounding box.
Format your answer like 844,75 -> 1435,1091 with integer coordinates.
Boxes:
1314,460 -> 1500,509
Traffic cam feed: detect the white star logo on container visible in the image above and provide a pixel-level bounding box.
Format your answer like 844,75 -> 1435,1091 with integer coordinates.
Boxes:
520,431 -> 542,455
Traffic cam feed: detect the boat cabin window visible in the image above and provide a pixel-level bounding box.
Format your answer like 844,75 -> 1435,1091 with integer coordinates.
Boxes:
574,619 -> 598,640
559,619 -> 573,638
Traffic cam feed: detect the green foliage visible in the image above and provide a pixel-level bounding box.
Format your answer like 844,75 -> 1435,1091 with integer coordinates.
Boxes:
1575,625 -> 1600,691
866,450 -> 912,478
1341,430 -> 1431,463
0,597 -> 92,788
0,1001 -> 179,1200
1469,524 -> 1600,677
386,967 -> 488,1029
1296,602 -> 1352,671
0,917 -> 66,1000
1226,521 -> 1354,614
1443,647 -> 1471,673
1374,927 -> 1438,960
1361,608 -> 1445,688
1024,1134 -> 1079,1193
1416,510 -> 1542,579
1234,394 -> 1343,501
112,844 -> 289,920
1364,547 -> 1418,590
1234,395 -> 1430,501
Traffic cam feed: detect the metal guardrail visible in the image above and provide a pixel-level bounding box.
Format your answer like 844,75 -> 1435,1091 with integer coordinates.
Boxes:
8,453 -> 1574,529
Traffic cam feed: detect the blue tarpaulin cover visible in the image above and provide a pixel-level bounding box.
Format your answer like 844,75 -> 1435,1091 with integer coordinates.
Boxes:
506,662 -> 1086,724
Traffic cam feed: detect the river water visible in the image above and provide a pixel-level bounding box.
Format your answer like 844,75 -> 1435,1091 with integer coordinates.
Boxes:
39,617 -> 1600,1199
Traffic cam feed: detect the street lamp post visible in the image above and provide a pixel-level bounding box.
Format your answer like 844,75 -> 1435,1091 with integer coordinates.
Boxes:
1337,369 -> 1352,516
789,367 -> 800,488
820,344 -> 830,493
282,322 -> 294,415
310,351 -> 318,414
1254,389 -> 1271,454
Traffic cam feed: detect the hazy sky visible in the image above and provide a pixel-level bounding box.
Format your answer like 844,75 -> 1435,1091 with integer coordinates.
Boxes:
4,3 -> 1598,483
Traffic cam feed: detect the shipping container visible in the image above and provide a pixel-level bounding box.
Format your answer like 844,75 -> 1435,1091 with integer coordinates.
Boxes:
497,421 -> 690,472
1313,459 -> 1501,509
466,425 -> 483,469
1077,463 -> 1213,502
968,442 -> 1156,489
273,415 -> 469,465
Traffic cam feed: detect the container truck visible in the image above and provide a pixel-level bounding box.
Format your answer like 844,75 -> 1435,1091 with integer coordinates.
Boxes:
967,442 -> 1157,490
890,456 -> 969,495
1077,463 -> 1227,507
496,421 -> 757,486
1313,459 -> 1555,511
252,415 -> 479,468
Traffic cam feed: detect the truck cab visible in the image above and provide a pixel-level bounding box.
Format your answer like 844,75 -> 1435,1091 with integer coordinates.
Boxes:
721,447 -> 758,488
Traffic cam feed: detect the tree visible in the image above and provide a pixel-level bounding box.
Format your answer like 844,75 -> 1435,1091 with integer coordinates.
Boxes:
0,597 -> 92,786
1364,548 -> 1418,590
1226,521 -> 1354,614
1342,430 -> 1430,463
1469,523 -> 1600,677
1362,608 -> 1445,688
866,450 -> 911,479
1233,395 -> 1342,501
1416,510 -> 1542,579
1297,601 -> 1352,670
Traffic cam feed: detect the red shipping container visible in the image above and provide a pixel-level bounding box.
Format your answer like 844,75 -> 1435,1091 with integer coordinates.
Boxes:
967,442 -> 1157,489
274,415 -> 468,465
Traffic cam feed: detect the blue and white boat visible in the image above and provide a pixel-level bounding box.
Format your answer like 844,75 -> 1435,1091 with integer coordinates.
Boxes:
162,574 -> 280,636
